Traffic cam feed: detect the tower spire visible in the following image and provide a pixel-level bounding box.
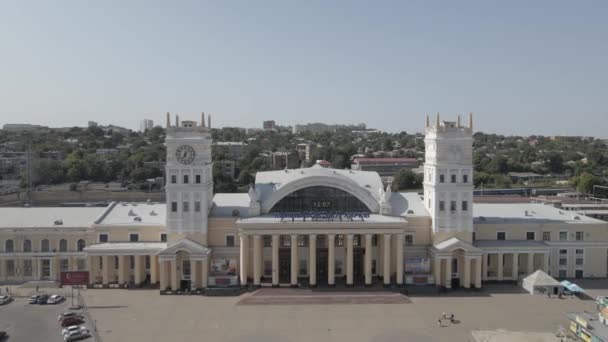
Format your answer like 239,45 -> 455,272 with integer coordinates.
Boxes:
457,114 -> 461,128
469,112 -> 473,130
435,112 -> 440,128
166,112 -> 170,128
201,112 -> 206,128
208,114 -> 211,128
426,114 -> 430,128
175,114 -> 179,127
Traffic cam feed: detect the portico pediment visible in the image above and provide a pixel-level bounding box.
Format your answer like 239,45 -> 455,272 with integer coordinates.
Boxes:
431,237 -> 482,256
158,238 -> 211,260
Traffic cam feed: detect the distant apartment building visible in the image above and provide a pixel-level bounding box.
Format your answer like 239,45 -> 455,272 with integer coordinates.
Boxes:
88,121 -> 98,127
263,120 -> 276,130
351,157 -> 418,177
296,143 -> 315,162
272,151 -> 300,169
292,122 -> 366,134
2,124 -> 48,132
95,148 -> 118,155
213,142 -> 247,161
140,119 -> 154,132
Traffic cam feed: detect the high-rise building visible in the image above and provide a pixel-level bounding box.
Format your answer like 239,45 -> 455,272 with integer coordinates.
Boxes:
140,119 -> 154,132
263,120 -> 276,130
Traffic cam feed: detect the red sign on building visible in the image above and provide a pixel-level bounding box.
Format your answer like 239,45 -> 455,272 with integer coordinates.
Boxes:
60,271 -> 89,286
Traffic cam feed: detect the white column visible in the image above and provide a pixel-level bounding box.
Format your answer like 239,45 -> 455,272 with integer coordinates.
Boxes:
239,235 -> 249,286
159,260 -> 168,291
444,257 -> 452,288
309,234 -> 317,287
134,255 -> 144,285
434,257 -> 441,286
543,252 -> 550,274
150,255 -> 158,285
272,235 -> 279,287
191,260 -> 199,289
396,234 -> 404,285
118,255 -> 127,285
328,234 -> 335,286
512,253 -> 519,280
346,234 -> 354,286
365,234 -> 372,286
383,234 -> 391,285
482,253 -> 488,280
497,253 -> 504,281
170,258 -> 179,291
290,235 -> 298,287
463,257 -> 471,288
102,256 -> 110,285
253,235 -> 261,287
527,252 -> 534,274
475,256 -> 482,288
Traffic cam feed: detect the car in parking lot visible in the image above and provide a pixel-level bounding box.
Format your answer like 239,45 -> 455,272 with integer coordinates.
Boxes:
0,331 -> 7,341
60,317 -> 85,327
58,311 -> 84,321
29,294 -> 42,304
36,294 -> 49,304
0,295 -> 12,305
47,294 -> 65,304
64,329 -> 90,342
61,325 -> 88,336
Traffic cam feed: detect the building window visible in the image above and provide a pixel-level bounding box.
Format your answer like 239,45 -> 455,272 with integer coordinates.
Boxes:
405,234 -> 414,246
129,234 -> 139,242
317,235 -> 327,248
171,202 -> 178,212
4,240 -> 13,253
559,249 -> 567,266
130,256 -> 135,270
60,259 -> 69,271
183,175 -> 189,184
451,174 -> 457,183
264,261 -> 272,276
297,235 -> 308,247
194,201 -> 201,212
439,201 -> 445,211
182,260 -> 190,276
439,174 -> 445,183
171,175 -> 177,184
497,232 -> 506,240
526,232 -> 535,241
195,175 -> 201,184
183,201 -> 189,212
353,235 -> 361,247
575,231 -> 584,241
299,260 -> 307,276
463,174 -> 468,183
263,235 -> 272,248
450,201 -> 456,212
99,257 -> 103,270
114,256 -> 119,269
99,234 -> 108,243
575,249 -> 584,266
77,259 -> 86,271
41,239 -> 50,252
559,231 -> 568,241
23,239 -> 32,252
472,232 -> 476,241
145,256 -> 150,269
462,201 -> 468,211
6,260 -> 15,276
59,239 -> 68,252
335,260 -> 343,275
225,235 -> 235,247
160,234 -> 167,242
335,235 -> 344,247
23,259 -> 33,276
371,235 -> 378,247
542,232 -> 551,241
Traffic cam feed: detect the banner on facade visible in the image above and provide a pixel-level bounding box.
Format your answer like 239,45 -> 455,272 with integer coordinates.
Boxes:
405,257 -> 430,274
210,258 -> 237,276
60,271 -> 89,286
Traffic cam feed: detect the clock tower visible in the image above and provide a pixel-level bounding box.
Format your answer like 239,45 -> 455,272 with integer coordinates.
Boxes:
165,112 -> 213,243
423,113 -> 474,242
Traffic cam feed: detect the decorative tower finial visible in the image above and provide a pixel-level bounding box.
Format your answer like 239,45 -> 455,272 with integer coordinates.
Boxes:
457,114 -> 461,128
201,112 -> 206,128
469,112 -> 473,130
436,112 -> 440,128
426,114 -> 430,128
208,114 -> 211,128
175,114 -> 179,127
166,112 -> 170,128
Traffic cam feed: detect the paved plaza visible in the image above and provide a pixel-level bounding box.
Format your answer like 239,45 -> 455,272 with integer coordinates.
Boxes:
79,281 -> 608,342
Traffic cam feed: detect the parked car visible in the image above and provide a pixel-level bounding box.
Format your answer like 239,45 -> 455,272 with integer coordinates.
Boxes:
36,294 -> 49,304
0,331 -> 7,341
0,295 -> 12,305
64,329 -> 90,342
61,325 -> 87,336
47,294 -> 65,304
58,311 -> 83,321
61,317 -> 85,327
28,294 -> 41,304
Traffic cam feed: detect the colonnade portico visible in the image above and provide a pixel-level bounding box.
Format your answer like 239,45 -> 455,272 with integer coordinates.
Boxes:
481,251 -> 550,281
237,228 -> 407,288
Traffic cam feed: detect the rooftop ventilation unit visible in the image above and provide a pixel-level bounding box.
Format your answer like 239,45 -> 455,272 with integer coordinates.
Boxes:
128,209 -> 136,216
54,219 -> 63,225
134,216 -> 142,222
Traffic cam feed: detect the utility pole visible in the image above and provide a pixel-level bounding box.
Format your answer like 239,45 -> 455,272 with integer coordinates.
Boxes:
26,144 -> 33,206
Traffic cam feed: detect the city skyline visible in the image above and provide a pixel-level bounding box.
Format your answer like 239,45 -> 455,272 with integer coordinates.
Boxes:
1,1 -> 607,137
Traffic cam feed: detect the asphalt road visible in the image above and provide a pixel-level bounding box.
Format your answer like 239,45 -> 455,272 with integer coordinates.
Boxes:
0,296 -> 88,342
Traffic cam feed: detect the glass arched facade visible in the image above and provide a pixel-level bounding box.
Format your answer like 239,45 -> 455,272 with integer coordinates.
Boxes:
270,186 -> 370,213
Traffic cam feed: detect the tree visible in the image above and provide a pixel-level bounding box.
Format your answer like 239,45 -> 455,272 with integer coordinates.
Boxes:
546,153 -> 564,174
571,172 -> 602,194
391,169 -> 422,191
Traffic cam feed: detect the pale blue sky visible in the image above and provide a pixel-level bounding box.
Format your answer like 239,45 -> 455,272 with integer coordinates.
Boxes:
0,1 -> 606,137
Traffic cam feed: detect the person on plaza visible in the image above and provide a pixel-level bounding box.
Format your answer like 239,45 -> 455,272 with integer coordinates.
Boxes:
35,285 -> 39,292
437,318 -> 442,327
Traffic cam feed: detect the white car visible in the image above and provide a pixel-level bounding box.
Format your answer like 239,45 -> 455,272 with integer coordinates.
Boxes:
64,329 -> 90,342
58,311 -> 83,321
47,294 -> 65,304
61,325 -> 87,336
0,295 -> 12,305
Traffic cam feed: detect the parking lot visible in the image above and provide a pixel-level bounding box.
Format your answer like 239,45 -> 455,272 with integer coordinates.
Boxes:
0,290 -> 95,342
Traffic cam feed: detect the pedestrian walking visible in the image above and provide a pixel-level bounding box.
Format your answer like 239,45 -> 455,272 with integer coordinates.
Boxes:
437,318 -> 442,327
36,285 -> 39,292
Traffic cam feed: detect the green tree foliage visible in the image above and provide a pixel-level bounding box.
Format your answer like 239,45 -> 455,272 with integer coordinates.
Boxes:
391,169 -> 422,191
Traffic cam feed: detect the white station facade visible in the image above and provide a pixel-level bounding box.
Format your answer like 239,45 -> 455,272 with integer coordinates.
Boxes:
1,113 -> 608,292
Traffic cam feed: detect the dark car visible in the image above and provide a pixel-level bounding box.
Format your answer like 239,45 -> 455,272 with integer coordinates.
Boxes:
36,294 -> 49,304
28,294 -> 41,304
61,317 -> 85,327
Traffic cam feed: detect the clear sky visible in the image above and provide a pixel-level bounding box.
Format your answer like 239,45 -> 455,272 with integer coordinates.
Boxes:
0,1 -> 606,137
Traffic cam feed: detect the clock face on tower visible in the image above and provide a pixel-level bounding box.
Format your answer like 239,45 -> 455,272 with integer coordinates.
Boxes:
176,145 -> 196,164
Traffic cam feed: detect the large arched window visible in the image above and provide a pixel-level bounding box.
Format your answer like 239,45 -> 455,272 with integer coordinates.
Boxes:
23,239 -> 32,252
270,186 -> 371,213
5,240 -> 14,252
77,239 -> 86,252
59,239 -> 68,252
41,239 -> 50,252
